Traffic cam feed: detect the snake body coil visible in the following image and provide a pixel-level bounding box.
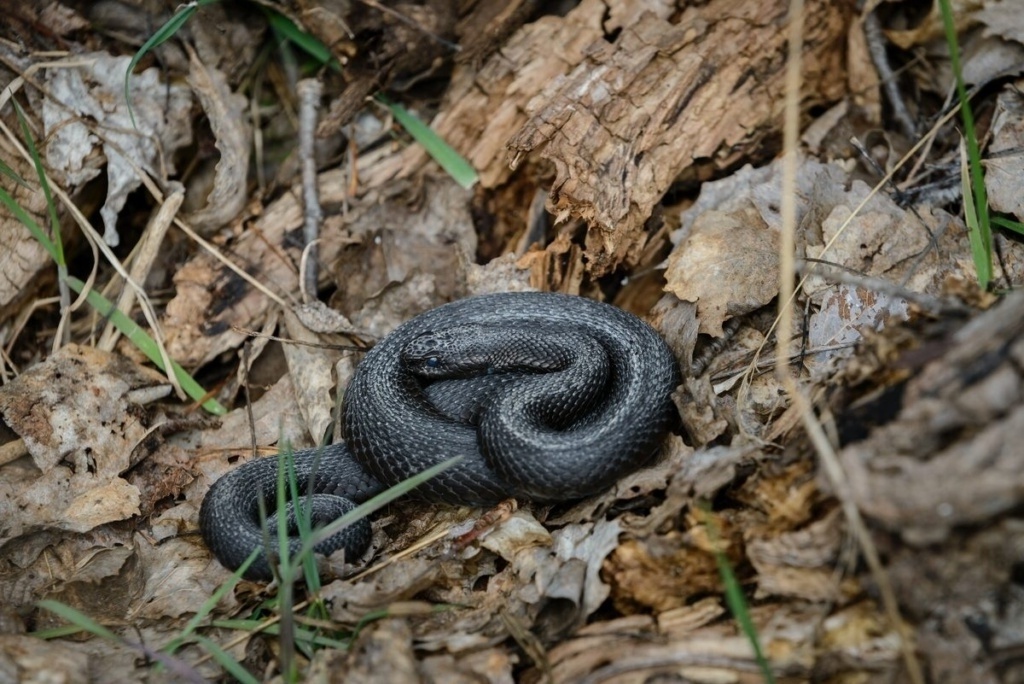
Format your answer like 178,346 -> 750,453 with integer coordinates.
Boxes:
200,292 -> 680,579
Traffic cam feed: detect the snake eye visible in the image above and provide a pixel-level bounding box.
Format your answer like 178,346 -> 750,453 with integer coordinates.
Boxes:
426,357 -> 440,368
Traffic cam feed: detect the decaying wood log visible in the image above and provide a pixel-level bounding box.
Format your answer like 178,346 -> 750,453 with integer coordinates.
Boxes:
840,291 -> 1024,541
362,0 -> 853,276
837,291 -> 1024,683
503,0 -> 852,274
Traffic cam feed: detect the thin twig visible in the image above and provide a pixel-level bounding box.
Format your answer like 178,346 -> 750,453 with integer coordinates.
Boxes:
229,325 -> 370,351
863,9 -> 918,139
774,2 -> 921,679
98,186 -> 184,351
796,258 -> 971,315
297,78 -> 323,302
775,3 -> 924,682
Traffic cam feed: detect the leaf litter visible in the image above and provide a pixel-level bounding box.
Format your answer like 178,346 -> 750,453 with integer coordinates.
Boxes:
1,0 -> 1024,682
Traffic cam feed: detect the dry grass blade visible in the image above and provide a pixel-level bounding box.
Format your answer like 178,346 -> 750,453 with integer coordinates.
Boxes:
773,1 -> 924,682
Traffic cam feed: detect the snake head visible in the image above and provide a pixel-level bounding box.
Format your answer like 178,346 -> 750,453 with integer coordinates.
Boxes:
402,327 -> 501,378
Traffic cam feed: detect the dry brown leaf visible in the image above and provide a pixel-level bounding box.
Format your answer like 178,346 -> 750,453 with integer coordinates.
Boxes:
807,284 -> 911,376
323,618 -> 418,684
543,603 -> 849,682
985,84 -> 1024,219
281,308 -> 342,444
0,345 -> 166,541
163,177 -> 476,366
665,207 -> 779,337
183,50 -> 251,232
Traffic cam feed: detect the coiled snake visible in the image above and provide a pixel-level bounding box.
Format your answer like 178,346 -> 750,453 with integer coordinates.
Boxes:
200,292 -> 680,579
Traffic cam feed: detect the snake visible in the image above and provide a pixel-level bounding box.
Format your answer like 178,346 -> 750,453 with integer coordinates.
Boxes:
199,292 -> 681,580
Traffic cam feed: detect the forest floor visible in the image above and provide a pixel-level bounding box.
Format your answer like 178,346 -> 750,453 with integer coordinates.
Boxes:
2,1 -> 1024,682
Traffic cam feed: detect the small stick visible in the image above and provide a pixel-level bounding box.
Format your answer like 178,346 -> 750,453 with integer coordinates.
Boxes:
297,78 -> 323,302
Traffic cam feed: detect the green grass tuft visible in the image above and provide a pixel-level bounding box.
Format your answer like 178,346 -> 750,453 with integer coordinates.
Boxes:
939,0 -> 993,289
700,505 -> 776,684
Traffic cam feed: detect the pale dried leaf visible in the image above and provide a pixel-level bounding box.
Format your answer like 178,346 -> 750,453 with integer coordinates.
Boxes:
806,284 -> 910,374
282,308 -> 340,445
42,54 -> 193,246
0,172 -> 53,315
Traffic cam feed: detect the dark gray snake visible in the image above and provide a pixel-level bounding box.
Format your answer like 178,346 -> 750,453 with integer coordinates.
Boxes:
199,292 -> 680,580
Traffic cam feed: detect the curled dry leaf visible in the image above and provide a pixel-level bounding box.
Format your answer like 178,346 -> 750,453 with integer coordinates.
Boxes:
183,50 -> 251,232
42,53 -> 193,246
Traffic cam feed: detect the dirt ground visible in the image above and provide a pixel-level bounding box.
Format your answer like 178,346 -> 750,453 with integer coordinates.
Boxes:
1,0 -> 1024,682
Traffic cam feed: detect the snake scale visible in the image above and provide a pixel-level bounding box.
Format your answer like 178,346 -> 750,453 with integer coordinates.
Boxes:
200,292 -> 681,580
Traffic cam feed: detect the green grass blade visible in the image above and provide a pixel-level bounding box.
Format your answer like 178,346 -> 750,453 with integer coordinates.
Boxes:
993,216 -> 1024,235
714,550 -> 776,684
275,441 -> 327,591
36,600 -> 122,642
275,443 -> 294,581
261,12 -> 478,189
939,0 -> 992,289
959,141 -> 991,289
29,623 -> 88,640
2,184 -> 227,416
64,275 -> 227,415
378,95 -> 479,189
190,634 -> 260,684
278,456 -> 463,579
13,100 -> 65,267
304,456 -> 462,553
351,603 -> 454,641
700,508 -> 776,684
162,549 -> 257,655
0,157 -> 28,188
211,620 -> 349,650
265,10 -> 339,71
124,1 -> 216,127
0,185 -> 58,259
